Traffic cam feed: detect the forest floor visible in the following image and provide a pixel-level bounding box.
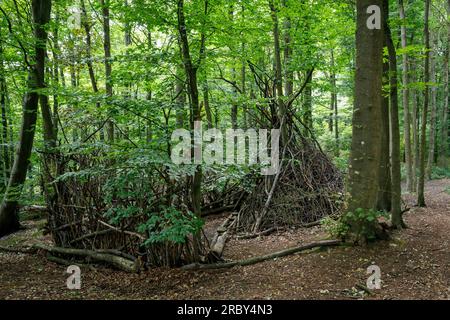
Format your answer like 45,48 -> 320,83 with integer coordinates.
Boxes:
0,179 -> 449,300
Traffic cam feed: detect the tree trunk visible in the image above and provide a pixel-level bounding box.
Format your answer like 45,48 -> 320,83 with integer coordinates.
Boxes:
303,72 -> 313,134
269,0 -> 288,144
0,35 -> 10,188
331,50 -> 339,157
438,0 -> 449,168
203,81 -> 213,129
411,58 -> 419,191
377,39 -> 391,212
0,0 -> 52,237
51,12 -> 60,140
101,0 -> 114,142
384,0 -> 404,228
329,50 -> 336,134
418,0 -> 431,207
426,42 -> 437,179
80,0 -> 104,141
177,0 -> 206,260
399,0 -> 413,192
39,84 -> 57,148
347,0 -> 383,215
282,0 -> 293,97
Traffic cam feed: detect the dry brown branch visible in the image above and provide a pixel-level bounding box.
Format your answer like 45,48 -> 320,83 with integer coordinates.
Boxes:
183,239 -> 341,270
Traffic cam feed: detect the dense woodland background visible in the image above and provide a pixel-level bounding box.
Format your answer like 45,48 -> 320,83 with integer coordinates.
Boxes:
0,0 -> 448,273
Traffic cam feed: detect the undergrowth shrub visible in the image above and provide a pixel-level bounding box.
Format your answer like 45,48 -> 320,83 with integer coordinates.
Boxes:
322,208 -> 388,243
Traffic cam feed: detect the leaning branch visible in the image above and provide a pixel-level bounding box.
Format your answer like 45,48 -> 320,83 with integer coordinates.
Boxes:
182,239 -> 341,270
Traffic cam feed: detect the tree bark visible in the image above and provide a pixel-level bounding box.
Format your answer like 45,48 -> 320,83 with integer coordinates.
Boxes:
384,0 -> 404,228
418,0 -> 431,207
177,0 -> 207,260
347,0 -> 383,213
203,81 -> 213,129
399,0 -> 413,192
0,33 -> 10,187
282,0 -> 293,97
269,0 -> 288,144
331,50 -> 339,157
377,38 -> 391,212
411,58 -> 419,191
0,0 -> 52,237
101,0 -> 114,142
426,42 -> 438,179
438,0 -> 449,168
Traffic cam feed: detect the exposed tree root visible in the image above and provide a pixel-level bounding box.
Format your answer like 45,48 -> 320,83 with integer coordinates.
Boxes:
182,239 -> 341,270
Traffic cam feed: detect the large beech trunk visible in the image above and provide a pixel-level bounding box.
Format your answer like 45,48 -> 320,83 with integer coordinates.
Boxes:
347,0 -> 384,212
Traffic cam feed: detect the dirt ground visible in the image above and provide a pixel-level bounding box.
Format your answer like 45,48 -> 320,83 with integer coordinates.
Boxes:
0,180 -> 449,300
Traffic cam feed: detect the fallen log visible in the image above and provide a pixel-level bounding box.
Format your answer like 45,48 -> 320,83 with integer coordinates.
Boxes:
183,239 -> 341,270
0,245 -> 35,254
33,244 -> 138,273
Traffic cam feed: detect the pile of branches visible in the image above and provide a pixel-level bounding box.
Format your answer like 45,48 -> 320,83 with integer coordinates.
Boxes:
234,136 -> 344,234
231,62 -> 345,236
40,145 -> 245,268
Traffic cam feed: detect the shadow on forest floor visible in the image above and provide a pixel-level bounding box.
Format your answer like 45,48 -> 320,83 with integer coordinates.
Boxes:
0,179 -> 449,300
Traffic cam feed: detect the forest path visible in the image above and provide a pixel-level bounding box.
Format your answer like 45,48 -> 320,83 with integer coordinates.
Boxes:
0,179 -> 449,299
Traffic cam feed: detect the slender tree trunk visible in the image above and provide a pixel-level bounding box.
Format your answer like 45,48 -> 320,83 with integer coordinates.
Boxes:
80,0 -> 103,141
124,0 -> 132,46
269,0 -> 288,144
438,0 -> 449,168
177,0 -> 206,260
347,0 -> 383,215
334,88 -> 339,157
418,0 -> 431,207
101,0 -> 114,142
241,41 -> 247,129
384,0 -> 404,228
283,0 -> 293,97
146,29 -> 152,142
40,53 -> 57,149
51,12 -> 60,140
331,49 -> 339,157
426,43 -> 438,179
68,33 -> 79,142
399,0 -> 413,191
329,50 -> 336,134
81,0 -> 98,93
303,72 -> 313,134
411,58 -> 419,191
438,0 -> 450,167
0,34 -> 10,187
203,81 -> 212,129
231,66 -> 238,129
0,0 -> 52,237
